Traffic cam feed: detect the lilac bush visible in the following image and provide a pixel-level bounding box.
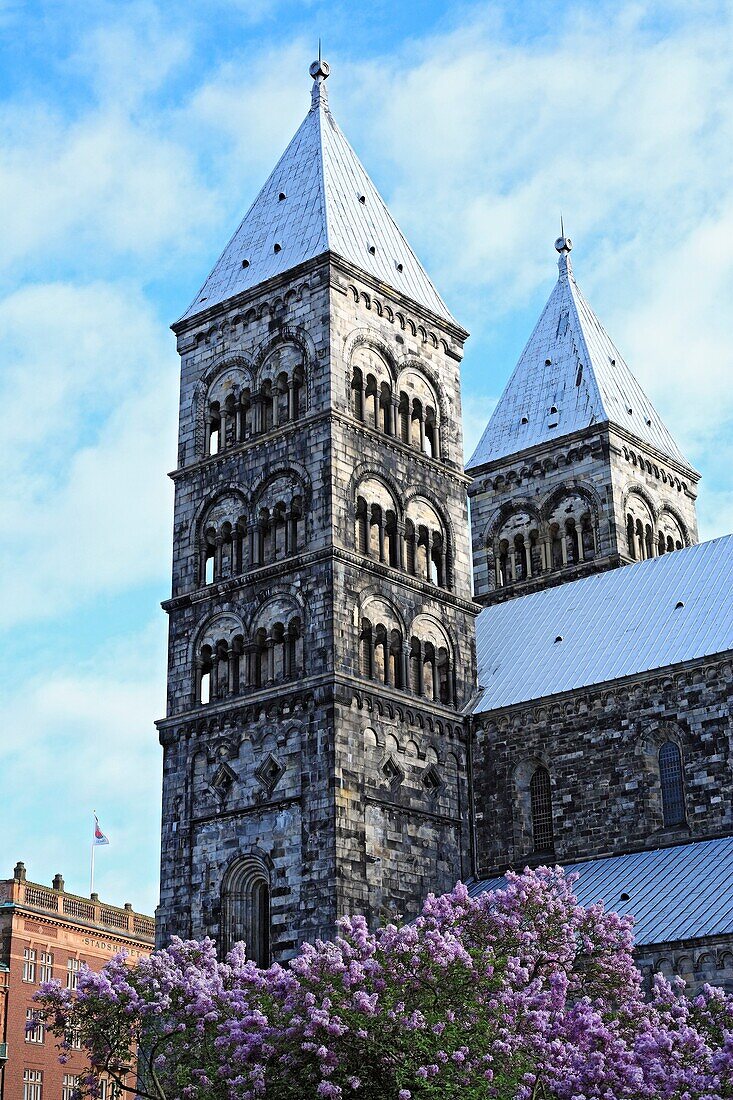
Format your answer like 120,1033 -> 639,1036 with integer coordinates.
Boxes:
34,867 -> 733,1100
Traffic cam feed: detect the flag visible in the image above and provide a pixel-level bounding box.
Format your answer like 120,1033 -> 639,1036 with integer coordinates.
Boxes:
93,815 -> 110,846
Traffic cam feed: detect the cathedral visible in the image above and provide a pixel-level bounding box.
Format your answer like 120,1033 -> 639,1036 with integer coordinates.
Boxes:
157,60 -> 733,990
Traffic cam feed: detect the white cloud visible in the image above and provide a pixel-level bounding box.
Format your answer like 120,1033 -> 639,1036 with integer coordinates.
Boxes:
0,281 -> 177,624
2,618 -> 165,913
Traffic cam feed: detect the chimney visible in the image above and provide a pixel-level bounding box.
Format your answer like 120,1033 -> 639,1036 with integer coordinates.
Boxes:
90,892 -> 99,902
52,874 -> 65,892
124,902 -> 133,911
13,861 -> 26,883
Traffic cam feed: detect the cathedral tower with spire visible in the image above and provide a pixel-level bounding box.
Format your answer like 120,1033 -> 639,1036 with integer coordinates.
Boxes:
467,235 -> 700,605
156,61 -> 477,961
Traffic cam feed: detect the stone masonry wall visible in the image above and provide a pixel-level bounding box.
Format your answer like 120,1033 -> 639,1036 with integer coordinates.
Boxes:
473,655 -> 733,878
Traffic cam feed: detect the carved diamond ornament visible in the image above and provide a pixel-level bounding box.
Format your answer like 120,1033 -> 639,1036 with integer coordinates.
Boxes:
422,764 -> 443,796
255,752 -> 285,793
211,762 -> 236,799
382,754 -> 405,790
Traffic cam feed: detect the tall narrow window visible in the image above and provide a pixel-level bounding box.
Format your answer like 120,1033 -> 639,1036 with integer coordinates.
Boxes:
23,947 -> 36,982
66,957 -> 81,990
63,1077 -> 80,1100
25,1008 -> 44,1043
221,858 -> 271,967
22,1069 -> 43,1100
659,742 -> 685,826
530,766 -> 554,851
39,951 -> 53,982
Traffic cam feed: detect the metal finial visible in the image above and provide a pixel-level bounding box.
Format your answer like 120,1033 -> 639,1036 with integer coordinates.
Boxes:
560,213 -> 564,239
555,230 -> 573,255
310,50 -> 330,109
309,51 -> 330,82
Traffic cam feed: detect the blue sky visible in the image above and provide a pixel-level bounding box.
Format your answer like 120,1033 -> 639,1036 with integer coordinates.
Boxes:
1,0 -> 732,916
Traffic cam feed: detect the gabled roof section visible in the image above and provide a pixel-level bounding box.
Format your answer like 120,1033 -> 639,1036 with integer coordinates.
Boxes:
179,60 -> 455,326
467,237 -> 691,471
471,535 -> 733,714
469,835 -> 733,947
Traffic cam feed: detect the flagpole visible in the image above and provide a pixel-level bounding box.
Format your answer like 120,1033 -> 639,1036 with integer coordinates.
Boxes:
90,810 -> 96,897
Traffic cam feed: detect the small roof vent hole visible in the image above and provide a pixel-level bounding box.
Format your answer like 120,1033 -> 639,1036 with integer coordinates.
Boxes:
520,415 -> 529,425
575,366 -> 583,387
620,891 -> 631,902
627,407 -> 633,415
550,405 -> 558,414
359,194 -> 366,204
278,191 -> 287,201
610,357 -> 616,365
241,259 -> 250,269
274,242 -> 282,253
396,262 -> 404,273
554,635 -> 563,644
646,417 -> 652,426
368,245 -> 376,255
545,358 -> 552,366
675,600 -> 685,610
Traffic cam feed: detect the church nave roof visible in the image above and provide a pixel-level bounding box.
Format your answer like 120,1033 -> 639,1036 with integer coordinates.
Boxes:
472,534 -> 733,714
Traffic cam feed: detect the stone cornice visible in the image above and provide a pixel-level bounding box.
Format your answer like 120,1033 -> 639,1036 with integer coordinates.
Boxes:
168,407 -> 469,486
162,546 -> 479,616
363,793 -> 463,826
156,672 -> 466,741
466,423 -> 607,484
171,252 -> 469,345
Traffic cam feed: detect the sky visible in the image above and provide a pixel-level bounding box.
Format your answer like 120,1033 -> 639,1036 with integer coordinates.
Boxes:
1,0 -> 732,917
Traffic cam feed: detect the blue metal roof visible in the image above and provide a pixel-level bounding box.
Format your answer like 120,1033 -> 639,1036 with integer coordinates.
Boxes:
469,835 -> 733,946
466,244 -> 690,471
180,67 -> 455,326
472,535 -> 733,714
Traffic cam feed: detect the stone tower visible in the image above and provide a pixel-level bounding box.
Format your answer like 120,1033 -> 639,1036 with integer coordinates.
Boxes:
467,236 -> 700,605
156,60 -> 477,962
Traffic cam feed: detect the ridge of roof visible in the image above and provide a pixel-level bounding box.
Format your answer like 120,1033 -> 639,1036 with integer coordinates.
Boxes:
467,240 -> 691,471
179,62 -> 455,326
472,534 -> 733,714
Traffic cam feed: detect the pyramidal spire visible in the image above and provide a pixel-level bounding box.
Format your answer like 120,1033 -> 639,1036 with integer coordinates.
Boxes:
467,236 -> 692,471
179,59 -> 455,325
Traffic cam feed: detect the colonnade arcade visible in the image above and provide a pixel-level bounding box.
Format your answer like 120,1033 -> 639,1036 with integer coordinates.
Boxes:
198,480 -> 306,586
355,478 -> 452,591
358,601 -> 454,706
625,493 -> 686,561
202,344 -> 306,458
492,493 -> 598,590
348,344 -> 443,462
195,612 -> 304,705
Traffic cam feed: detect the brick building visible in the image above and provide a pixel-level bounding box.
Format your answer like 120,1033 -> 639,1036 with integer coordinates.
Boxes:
157,58 -> 733,988
0,863 -> 154,1100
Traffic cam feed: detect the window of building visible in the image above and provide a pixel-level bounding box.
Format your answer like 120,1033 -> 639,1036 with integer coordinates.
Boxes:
530,766 -> 554,851
66,957 -> 81,990
659,741 -> 686,826
39,952 -> 53,983
99,1080 -> 122,1100
22,1069 -> 43,1100
22,947 -> 37,982
67,1026 -> 82,1050
25,1008 -> 44,1044
62,1076 -> 80,1100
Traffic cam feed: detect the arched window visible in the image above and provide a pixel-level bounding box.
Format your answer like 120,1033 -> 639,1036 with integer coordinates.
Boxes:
659,742 -> 685,826
221,858 -> 271,966
627,514 -> 636,559
530,766 -> 553,851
